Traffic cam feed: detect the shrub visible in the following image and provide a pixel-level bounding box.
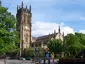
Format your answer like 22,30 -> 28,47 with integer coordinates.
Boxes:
22,47 -> 45,58
22,48 -> 34,58
38,47 -> 44,58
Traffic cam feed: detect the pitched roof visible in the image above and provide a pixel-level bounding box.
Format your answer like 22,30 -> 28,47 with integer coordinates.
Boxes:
36,33 -> 58,43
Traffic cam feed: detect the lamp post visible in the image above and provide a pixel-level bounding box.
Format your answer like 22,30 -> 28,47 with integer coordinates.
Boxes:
4,53 -> 6,64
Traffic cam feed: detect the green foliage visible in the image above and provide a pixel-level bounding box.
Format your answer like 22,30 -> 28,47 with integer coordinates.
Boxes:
6,48 -> 19,57
23,48 -> 34,57
23,47 -> 44,58
75,32 -> 85,46
47,39 -> 63,54
64,33 -> 85,57
0,4 -> 19,55
38,47 -> 44,57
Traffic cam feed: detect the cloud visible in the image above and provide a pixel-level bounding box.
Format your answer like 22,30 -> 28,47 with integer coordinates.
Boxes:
2,0 -> 85,34
62,27 -> 74,35
79,30 -> 85,34
32,21 -> 74,37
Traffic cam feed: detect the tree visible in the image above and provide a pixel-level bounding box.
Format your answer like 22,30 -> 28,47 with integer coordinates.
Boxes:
47,39 -> 63,57
75,32 -> 85,46
0,2 -> 19,55
64,33 -> 85,57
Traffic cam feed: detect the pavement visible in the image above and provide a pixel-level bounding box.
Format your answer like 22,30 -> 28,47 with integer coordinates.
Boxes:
0,59 -> 35,64
0,59 -> 58,64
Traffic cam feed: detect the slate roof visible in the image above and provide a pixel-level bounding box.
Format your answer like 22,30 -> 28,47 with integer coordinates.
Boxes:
35,33 -> 58,43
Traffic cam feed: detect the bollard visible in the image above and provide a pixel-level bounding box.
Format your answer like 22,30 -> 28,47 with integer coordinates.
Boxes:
4,58 -> 6,64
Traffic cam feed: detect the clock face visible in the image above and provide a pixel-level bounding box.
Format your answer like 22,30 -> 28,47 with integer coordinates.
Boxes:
25,26 -> 28,30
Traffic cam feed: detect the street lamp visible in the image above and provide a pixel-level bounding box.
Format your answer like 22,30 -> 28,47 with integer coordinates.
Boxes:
4,53 -> 6,64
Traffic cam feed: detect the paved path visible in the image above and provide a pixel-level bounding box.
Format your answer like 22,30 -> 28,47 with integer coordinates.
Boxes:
0,59 -> 35,64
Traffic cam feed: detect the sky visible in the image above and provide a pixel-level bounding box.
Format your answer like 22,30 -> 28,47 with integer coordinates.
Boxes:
1,0 -> 85,37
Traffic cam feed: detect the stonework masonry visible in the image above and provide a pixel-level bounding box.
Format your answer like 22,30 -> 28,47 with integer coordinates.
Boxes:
16,2 -> 32,50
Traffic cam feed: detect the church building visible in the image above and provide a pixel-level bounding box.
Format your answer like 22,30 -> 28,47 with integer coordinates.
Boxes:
16,2 -> 64,51
32,26 -> 64,48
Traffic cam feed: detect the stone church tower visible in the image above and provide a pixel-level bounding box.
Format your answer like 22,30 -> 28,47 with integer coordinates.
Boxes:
16,2 -> 32,51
